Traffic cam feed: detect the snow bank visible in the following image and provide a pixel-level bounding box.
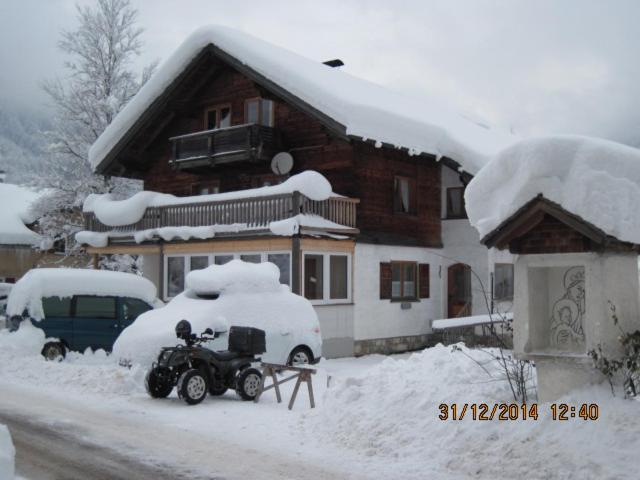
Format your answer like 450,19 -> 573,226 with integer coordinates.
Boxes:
83,171 -> 332,227
113,260 -> 319,366
0,320 -> 45,357
89,26 -> 515,176
269,214 -> 353,236
0,424 -> 15,480
0,182 -> 40,246
304,344 -> 640,479
466,135 -> 640,243
432,312 -> 513,329
6,268 -> 158,320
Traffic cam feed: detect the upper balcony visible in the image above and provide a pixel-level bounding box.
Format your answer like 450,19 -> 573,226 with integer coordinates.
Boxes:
169,123 -> 282,171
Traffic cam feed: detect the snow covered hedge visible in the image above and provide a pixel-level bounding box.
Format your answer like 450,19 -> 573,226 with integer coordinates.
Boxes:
466,135 -> 640,243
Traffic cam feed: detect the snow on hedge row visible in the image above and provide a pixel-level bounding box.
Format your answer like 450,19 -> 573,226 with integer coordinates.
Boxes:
0,182 -> 40,246
0,424 -> 15,480
89,25 -> 514,176
466,135 -> 640,243
6,268 -> 158,320
304,344 -> 640,479
83,171 -> 332,227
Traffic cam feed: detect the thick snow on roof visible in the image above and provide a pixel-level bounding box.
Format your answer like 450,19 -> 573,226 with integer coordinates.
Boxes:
83,171 -> 332,227
89,25 -> 515,175
0,183 -> 40,246
466,135 -> 640,244
7,268 -> 158,320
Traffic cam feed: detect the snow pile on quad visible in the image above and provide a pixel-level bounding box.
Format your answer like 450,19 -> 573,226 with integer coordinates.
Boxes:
466,135 -> 640,243
305,344 -> 640,479
0,424 -> 15,480
113,260 -> 319,366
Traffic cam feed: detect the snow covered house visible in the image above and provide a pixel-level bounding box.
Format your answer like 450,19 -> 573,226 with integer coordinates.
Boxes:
77,26 -> 515,358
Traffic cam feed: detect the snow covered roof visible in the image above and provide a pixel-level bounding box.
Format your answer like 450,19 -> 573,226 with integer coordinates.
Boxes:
89,25 -> 515,176
466,135 -> 640,245
0,182 -> 40,246
7,268 -> 159,320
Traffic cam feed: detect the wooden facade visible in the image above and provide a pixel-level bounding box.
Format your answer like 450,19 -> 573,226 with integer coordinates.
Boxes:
93,51 -> 444,248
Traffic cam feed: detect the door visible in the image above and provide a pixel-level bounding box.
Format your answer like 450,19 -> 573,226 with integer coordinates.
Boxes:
40,297 -> 73,345
120,297 -> 153,331
72,296 -> 119,351
448,264 -> 472,318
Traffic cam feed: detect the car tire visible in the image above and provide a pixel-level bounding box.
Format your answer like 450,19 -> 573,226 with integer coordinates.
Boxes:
235,367 -> 262,401
41,341 -> 66,361
145,367 -> 173,398
288,346 -> 313,366
177,368 -> 208,405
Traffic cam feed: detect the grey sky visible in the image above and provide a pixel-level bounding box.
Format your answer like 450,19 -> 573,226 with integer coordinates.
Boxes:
1,0 -> 639,145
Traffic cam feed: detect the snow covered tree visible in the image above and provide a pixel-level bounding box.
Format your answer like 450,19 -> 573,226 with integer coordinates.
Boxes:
31,0 -> 156,259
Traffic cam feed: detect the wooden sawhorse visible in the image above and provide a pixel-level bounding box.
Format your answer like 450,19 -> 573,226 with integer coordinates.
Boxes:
254,362 -> 316,410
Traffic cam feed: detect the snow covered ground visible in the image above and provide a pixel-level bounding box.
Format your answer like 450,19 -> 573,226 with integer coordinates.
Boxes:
0,327 -> 638,479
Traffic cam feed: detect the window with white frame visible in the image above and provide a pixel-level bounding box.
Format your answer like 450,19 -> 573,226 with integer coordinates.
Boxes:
164,252 -> 291,299
494,263 -> 514,301
303,252 -> 351,304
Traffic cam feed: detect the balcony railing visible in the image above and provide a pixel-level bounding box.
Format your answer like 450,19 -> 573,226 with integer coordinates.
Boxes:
84,192 -> 359,237
169,123 -> 281,170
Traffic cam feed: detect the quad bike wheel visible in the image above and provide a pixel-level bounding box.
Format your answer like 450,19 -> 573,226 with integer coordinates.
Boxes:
145,367 -> 174,398
236,367 -> 262,401
41,341 -> 66,361
177,368 -> 208,405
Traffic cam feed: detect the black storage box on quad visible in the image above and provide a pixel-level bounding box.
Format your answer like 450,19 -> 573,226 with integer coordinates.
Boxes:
228,326 -> 266,355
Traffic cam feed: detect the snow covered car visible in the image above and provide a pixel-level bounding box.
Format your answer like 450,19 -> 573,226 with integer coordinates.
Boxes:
5,269 -> 162,359
113,260 -> 322,367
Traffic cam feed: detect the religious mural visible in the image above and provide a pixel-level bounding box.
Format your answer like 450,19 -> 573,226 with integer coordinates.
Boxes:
550,266 -> 585,350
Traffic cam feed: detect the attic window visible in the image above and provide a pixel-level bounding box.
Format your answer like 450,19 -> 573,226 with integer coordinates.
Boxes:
245,98 -> 274,127
205,105 -> 231,130
393,176 -> 417,214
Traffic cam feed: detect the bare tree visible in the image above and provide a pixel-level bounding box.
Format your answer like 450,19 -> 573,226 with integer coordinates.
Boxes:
31,0 -> 156,254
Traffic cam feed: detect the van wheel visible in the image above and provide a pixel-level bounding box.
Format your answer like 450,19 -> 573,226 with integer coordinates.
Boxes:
41,342 -> 66,361
177,369 -> 208,405
288,346 -> 313,366
236,368 -> 262,401
145,367 -> 173,398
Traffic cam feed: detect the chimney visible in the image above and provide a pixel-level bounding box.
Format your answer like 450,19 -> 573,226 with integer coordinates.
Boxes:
0,170 -> 5,183
323,59 -> 344,68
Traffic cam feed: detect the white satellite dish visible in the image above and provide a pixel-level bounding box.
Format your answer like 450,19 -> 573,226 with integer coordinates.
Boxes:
271,152 -> 293,175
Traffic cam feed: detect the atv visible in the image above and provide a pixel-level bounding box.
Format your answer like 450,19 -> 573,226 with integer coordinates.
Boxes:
145,320 -> 265,405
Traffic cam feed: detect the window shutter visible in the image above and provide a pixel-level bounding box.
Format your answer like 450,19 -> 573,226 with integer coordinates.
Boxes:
419,263 -> 430,298
380,262 -> 392,299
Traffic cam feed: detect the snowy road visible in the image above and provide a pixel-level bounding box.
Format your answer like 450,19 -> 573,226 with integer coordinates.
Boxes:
0,411 -> 198,480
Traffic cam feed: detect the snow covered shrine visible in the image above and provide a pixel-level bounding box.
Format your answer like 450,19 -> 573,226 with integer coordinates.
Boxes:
466,135 -> 640,401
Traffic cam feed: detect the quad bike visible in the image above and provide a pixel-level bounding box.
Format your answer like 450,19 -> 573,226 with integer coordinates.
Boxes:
145,320 -> 265,405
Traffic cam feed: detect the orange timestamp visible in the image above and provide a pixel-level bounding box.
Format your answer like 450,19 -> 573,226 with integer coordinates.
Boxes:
438,403 -> 599,421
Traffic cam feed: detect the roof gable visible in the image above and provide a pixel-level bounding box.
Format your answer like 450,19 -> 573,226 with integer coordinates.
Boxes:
90,26 -> 515,176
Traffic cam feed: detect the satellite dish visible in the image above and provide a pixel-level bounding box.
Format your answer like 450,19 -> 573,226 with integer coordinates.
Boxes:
271,152 -> 293,175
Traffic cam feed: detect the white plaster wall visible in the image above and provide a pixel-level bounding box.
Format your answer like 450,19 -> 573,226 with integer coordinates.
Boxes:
352,243 -> 442,341
141,253 -> 161,294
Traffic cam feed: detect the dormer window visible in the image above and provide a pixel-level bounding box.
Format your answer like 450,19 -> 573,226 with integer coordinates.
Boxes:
205,104 -> 231,130
245,98 -> 274,127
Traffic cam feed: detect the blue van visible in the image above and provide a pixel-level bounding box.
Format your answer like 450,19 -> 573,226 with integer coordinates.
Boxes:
6,269 -> 161,360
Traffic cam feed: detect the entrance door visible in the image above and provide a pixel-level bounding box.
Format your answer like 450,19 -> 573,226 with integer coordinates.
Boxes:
448,264 -> 472,318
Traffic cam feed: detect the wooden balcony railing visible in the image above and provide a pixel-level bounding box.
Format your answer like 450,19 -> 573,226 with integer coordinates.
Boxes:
84,192 -> 359,236
169,123 -> 281,170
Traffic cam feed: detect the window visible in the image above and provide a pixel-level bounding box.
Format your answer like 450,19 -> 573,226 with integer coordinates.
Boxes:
42,297 -> 71,317
192,181 -> 220,196
214,255 -> 234,265
447,187 -> 467,219
75,296 -> 116,319
167,256 -> 185,298
122,298 -> 152,322
393,177 -> 417,214
391,262 -> 417,300
303,252 -> 351,303
268,253 -> 291,286
190,256 -> 209,271
241,254 -> 261,263
245,98 -> 274,127
494,263 -> 514,300
205,105 -> 231,130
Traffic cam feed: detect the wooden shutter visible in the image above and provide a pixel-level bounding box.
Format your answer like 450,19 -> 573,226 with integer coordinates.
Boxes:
380,262 -> 392,299
419,263 -> 430,298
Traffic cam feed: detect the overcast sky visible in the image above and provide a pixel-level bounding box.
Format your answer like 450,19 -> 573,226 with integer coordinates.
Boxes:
1,0 -> 639,145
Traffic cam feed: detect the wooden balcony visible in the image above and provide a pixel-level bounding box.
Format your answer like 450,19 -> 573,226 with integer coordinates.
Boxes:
169,123 -> 282,171
83,192 -> 360,239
